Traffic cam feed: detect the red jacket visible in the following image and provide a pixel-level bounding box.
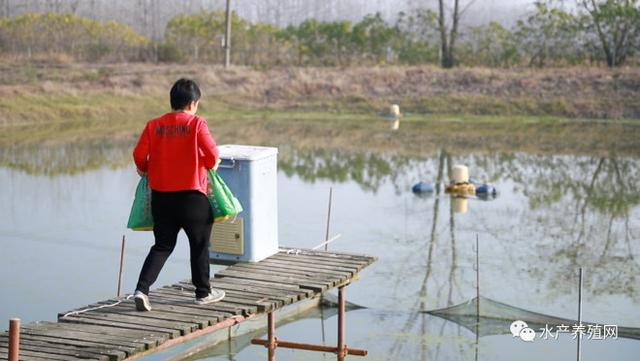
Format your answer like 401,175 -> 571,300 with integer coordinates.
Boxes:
133,112 -> 219,195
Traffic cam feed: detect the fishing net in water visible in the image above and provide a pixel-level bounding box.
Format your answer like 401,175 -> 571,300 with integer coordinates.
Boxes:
425,296 -> 640,340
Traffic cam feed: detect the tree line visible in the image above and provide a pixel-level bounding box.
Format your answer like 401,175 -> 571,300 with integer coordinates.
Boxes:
0,0 -> 638,67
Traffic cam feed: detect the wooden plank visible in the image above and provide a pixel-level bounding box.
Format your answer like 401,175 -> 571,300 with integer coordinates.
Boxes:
84,304 -> 213,329
210,277 -> 315,297
164,285 -> 288,309
28,321 -> 162,346
169,283 -> 293,303
214,269 -> 331,292
60,312 -> 197,336
11,334 -> 129,360
215,276 -> 313,291
0,350 -> 71,361
156,286 -> 269,308
266,257 -> 367,275
177,281 -> 302,304
245,258 -> 358,277
262,257 -> 362,273
214,269 -> 330,292
0,336 -> 112,361
72,302 -> 214,328
3,326 -> 137,361
0,338 -> 107,361
221,290 -> 289,307
270,253 -> 369,269
147,291 -> 246,316
208,279 -> 308,299
231,262 -> 352,281
0,352 -> 61,361
59,315 -> 181,339
0,347 -> 89,361
223,265 -> 344,287
277,248 -> 376,262
0,345 -> 96,360
217,267 -> 335,289
27,321 -> 163,349
96,300 -> 227,323
20,325 -> 145,352
154,288 -> 264,314
150,289 -> 259,316
278,248 -> 377,263
269,254 -> 365,270
276,250 -> 375,264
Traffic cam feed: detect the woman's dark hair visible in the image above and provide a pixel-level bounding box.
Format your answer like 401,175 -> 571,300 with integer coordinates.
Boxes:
170,78 -> 201,110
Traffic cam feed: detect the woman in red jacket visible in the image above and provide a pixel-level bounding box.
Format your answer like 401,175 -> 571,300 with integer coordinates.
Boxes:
132,78 -> 225,311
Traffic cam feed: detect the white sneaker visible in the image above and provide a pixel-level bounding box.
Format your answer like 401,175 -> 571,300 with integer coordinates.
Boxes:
134,290 -> 152,311
195,289 -> 225,305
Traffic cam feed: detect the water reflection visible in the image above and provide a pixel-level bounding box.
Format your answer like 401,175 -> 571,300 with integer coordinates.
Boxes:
0,140 -> 132,176
1,140 -> 639,360
278,145 -> 420,193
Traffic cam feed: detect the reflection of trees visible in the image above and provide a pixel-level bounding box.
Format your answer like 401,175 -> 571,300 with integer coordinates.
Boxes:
0,140 -> 133,176
466,153 -> 640,301
388,150 -> 471,361
378,150 -> 640,357
2,139 -> 638,299
278,146 -> 427,193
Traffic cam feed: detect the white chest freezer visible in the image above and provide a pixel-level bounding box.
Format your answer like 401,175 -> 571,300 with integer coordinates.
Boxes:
209,144 -> 279,263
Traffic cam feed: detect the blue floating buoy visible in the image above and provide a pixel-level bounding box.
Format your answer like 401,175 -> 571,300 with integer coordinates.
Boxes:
475,184 -> 496,194
412,182 -> 434,194
475,184 -> 497,195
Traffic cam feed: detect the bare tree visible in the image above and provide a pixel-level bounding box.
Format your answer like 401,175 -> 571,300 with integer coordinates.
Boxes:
0,0 -> 9,17
69,0 -> 80,13
437,0 -> 477,68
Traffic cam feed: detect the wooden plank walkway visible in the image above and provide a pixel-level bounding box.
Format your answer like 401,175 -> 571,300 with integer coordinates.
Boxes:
0,249 -> 376,361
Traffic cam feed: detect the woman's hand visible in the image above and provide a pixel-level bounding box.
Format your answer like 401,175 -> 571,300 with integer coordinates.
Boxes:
213,158 -> 221,171
137,168 -> 147,177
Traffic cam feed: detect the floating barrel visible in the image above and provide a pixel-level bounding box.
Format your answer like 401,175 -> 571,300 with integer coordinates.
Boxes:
390,104 -> 400,118
445,182 -> 476,195
412,182 -> 434,194
452,165 -> 469,184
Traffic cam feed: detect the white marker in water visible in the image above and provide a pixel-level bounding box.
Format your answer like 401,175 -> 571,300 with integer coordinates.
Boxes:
510,320 -> 528,337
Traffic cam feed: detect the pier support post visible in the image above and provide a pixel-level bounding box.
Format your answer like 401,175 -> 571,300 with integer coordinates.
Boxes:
251,284 -> 367,360
337,286 -> 346,361
9,318 -> 20,361
267,312 -> 276,361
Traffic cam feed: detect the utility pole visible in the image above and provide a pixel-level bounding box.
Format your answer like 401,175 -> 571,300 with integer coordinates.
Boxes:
224,0 -> 232,67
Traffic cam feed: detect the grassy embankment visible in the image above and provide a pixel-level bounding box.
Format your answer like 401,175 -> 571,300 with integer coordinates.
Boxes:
1,62 -> 639,156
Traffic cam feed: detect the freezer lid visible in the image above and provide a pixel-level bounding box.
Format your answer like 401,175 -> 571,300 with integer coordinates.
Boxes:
218,144 -> 278,161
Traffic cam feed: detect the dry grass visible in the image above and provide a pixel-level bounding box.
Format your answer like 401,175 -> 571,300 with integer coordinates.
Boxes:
1,62 -> 639,119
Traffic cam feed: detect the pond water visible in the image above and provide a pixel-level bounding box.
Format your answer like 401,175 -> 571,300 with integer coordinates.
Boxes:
0,140 -> 639,361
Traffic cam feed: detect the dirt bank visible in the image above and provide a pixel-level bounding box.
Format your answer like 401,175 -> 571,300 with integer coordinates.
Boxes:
1,63 -> 639,119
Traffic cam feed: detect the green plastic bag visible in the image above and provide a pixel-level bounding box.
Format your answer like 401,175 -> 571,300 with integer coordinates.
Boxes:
127,176 -> 154,231
207,169 -> 243,223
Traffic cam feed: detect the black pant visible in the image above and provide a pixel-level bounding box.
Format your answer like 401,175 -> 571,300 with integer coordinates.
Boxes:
136,190 -> 213,298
